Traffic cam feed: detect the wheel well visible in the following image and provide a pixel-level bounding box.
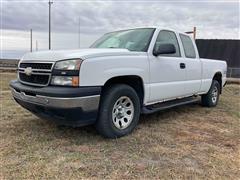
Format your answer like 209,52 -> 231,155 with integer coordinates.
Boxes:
213,72 -> 222,93
102,76 -> 144,105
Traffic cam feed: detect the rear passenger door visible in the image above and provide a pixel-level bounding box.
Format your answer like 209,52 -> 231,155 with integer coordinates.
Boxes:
179,34 -> 201,95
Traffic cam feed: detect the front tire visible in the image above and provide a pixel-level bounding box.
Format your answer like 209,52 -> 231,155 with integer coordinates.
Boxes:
201,80 -> 220,107
95,84 -> 141,138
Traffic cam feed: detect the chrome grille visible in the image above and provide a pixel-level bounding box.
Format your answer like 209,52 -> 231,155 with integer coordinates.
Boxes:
18,62 -> 54,86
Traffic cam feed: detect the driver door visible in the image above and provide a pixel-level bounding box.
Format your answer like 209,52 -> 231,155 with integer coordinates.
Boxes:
148,30 -> 187,103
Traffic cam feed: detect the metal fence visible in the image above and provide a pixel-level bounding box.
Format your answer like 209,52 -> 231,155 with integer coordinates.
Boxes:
0,59 -> 19,69
227,67 -> 240,78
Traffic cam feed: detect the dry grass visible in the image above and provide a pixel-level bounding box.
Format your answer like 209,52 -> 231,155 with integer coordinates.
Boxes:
0,72 -> 240,179
0,72 -> 16,91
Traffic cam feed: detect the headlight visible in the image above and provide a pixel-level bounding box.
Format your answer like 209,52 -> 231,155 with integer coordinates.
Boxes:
51,76 -> 79,86
51,59 -> 82,86
54,59 -> 82,70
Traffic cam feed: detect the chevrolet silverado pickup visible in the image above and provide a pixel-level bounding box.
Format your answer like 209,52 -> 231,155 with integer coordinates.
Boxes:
10,27 -> 227,138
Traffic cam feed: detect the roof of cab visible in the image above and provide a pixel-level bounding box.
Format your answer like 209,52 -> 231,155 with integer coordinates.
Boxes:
109,26 -> 191,37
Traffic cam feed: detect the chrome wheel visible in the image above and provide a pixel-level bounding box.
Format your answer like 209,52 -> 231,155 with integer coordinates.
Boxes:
212,86 -> 218,104
112,96 -> 134,130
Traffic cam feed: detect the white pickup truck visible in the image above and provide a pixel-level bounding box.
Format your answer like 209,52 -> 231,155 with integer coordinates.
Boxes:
10,27 -> 227,138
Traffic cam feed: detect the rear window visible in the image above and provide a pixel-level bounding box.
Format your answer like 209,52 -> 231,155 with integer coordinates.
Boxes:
180,34 -> 196,58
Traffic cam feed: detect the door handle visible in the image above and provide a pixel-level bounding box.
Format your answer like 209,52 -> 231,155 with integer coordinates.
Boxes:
180,63 -> 186,69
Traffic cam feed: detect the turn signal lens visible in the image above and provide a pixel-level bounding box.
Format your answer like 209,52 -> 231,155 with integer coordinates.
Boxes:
72,77 -> 79,87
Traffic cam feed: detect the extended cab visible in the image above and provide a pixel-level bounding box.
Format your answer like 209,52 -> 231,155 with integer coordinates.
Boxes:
10,27 -> 227,138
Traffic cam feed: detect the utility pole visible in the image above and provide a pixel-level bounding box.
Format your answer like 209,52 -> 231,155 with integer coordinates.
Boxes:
48,0 -> 53,50
78,17 -> 80,48
185,26 -> 197,40
36,40 -> 38,51
193,26 -> 196,40
30,29 -> 32,52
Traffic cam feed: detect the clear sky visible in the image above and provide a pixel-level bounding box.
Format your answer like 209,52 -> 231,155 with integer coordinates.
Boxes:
1,0 -> 239,59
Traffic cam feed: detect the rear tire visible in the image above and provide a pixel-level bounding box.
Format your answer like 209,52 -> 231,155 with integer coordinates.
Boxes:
95,84 -> 140,138
201,80 -> 220,107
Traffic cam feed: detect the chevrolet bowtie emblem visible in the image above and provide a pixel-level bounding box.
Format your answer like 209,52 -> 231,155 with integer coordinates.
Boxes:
24,67 -> 32,76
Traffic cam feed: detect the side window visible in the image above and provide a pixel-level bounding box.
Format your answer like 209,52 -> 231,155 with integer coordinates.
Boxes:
154,30 -> 181,57
180,34 -> 196,58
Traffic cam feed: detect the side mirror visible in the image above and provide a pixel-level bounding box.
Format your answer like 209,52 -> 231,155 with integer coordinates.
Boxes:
153,43 -> 176,56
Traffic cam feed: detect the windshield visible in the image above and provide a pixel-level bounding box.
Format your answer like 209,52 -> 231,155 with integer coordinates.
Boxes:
90,28 -> 155,52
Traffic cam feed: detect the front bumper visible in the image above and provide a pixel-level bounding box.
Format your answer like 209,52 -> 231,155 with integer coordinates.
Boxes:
10,80 -> 101,126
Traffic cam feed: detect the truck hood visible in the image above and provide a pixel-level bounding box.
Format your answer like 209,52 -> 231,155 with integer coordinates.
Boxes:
21,48 -> 135,62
